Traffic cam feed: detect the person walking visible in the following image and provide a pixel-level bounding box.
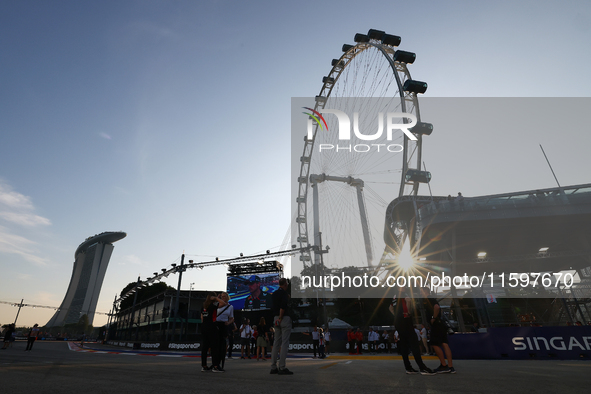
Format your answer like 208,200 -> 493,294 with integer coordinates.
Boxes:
389,291 -> 434,375
25,324 -> 40,351
270,278 -> 293,375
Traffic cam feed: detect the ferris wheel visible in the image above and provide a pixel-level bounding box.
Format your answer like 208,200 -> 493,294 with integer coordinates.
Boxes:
295,29 -> 432,273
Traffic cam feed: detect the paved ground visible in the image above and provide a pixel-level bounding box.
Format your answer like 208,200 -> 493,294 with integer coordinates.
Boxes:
1,341 -> 589,393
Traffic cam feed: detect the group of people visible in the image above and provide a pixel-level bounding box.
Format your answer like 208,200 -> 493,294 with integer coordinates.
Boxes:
346,328 -> 365,354
347,326 -> 429,355
200,292 -> 234,373
201,277 -> 295,375
238,317 -> 272,360
389,288 -> 455,375
1,323 -> 40,351
305,326 -> 329,358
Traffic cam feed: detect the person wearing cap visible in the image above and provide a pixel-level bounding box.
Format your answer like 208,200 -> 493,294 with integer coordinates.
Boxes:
243,275 -> 272,310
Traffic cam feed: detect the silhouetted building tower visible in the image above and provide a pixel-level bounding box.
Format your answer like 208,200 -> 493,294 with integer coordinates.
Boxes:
46,231 -> 126,327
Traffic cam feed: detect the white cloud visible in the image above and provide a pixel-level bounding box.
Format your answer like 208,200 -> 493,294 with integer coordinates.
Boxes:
34,291 -> 62,306
0,179 -> 51,227
17,273 -> 32,281
0,225 -> 47,266
99,132 -> 112,140
0,180 -> 52,266
0,183 -> 34,210
0,212 -> 51,227
119,254 -> 145,266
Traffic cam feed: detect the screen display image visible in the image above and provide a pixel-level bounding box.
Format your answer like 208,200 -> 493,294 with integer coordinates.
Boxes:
227,273 -> 280,311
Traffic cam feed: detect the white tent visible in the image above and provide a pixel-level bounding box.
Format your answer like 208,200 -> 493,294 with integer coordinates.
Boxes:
328,318 -> 352,329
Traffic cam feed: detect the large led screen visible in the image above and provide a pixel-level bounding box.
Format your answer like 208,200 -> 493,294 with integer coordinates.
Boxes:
226,272 -> 280,311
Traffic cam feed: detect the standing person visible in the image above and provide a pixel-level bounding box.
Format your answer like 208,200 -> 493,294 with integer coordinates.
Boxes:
251,325 -> 258,356
368,327 -> 378,354
256,317 -> 269,361
2,324 -> 15,350
318,328 -> 326,359
227,320 -> 238,359
423,290 -> 455,374
25,324 -> 40,352
419,324 -> 429,355
239,318 -> 252,359
392,329 -> 399,354
216,292 -> 234,370
270,278 -> 293,375
381,330 -> 389,354
201,292 -> 226,372
355,328 -> 363,354
268,327 -> 274,351
324,329 -> 331,355
347,328 -> 355,355
414,326 -> 422,346
310,326 -> 319,358
456,192 -> 465,210
389,291 -> 435,375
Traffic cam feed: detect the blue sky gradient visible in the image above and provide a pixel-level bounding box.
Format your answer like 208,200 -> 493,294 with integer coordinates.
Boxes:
1,0 -> 590,326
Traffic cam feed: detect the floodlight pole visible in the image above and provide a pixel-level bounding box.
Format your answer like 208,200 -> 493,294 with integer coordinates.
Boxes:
13,299 -> 24,325
451,230 -> 466,332
171,253 -> 185,341
188,283 -> 194,339
105,294 -> 117,343
317,232 -> 329,330
128,277 -> 140,340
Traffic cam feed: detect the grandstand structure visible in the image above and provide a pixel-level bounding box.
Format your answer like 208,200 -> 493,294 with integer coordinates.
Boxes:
382,183 -> 591,330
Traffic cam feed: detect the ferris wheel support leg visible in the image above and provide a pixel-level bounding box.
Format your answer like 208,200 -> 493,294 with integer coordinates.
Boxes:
312,181 -> 322,267
356,185 -> 374,267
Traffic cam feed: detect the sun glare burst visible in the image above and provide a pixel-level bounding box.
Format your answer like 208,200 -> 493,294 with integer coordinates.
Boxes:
397,241 -> 416,271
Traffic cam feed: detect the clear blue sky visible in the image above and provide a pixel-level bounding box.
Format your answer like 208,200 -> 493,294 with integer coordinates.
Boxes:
1,0 -> 590,327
